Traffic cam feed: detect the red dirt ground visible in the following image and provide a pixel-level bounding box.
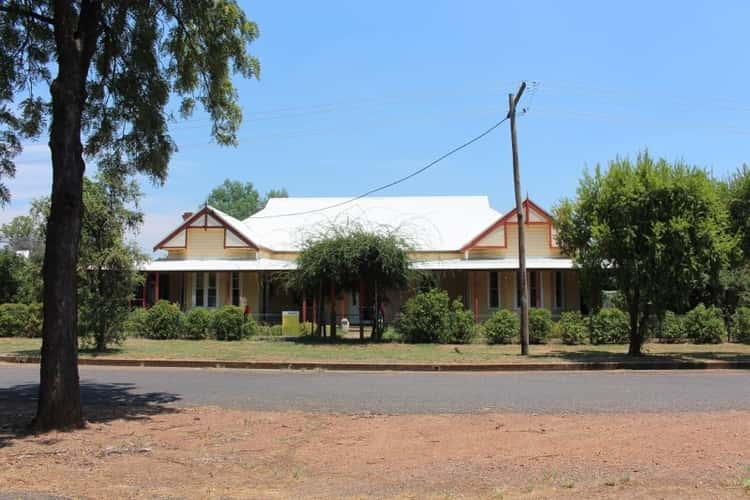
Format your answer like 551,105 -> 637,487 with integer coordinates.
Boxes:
1,406 -> 749,499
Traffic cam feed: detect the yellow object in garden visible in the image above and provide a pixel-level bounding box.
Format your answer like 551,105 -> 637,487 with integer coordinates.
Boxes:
281,311 -> 300,335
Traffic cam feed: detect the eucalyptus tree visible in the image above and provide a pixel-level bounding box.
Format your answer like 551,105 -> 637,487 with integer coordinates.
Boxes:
1,1 -> 259,429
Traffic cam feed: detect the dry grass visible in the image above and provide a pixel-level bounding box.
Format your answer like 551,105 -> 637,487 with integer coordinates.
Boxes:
1,337 -> 749,364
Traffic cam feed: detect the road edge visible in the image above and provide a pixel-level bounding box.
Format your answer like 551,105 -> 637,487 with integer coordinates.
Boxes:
1,355 -> 749,372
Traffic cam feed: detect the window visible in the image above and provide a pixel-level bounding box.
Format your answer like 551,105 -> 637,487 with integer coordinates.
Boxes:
195,272 -> 205,307
231,272 -> 241,306
554,271 -> 564,309
194,272 -> 218,308
529,271 -> 539,308
207,272 -> 217,307
488,271 -> 499,309
516,271 -> 540,308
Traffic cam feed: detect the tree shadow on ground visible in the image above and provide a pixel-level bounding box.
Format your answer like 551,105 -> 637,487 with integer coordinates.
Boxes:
536,348 -> 750,365
0,381 -> 181,449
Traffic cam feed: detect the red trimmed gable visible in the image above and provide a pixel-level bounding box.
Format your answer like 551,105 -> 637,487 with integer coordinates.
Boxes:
153,206 -> 259,252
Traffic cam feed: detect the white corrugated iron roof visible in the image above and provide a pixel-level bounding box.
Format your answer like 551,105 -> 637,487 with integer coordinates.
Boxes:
243,196 -> 502,252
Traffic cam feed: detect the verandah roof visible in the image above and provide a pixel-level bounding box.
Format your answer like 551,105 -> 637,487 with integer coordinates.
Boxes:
140,257 -> 574,272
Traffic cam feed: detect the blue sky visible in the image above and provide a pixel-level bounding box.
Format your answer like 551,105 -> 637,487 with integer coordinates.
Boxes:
4,1 -> 750,251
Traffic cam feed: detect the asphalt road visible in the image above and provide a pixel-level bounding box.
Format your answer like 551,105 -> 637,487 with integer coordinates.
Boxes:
1,364 -> 749,414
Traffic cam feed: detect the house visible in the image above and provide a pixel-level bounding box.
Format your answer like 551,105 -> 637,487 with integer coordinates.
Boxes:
142,196 -> 580,324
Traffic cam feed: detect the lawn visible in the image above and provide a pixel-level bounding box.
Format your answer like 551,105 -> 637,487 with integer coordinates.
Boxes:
1,337 -> 749,364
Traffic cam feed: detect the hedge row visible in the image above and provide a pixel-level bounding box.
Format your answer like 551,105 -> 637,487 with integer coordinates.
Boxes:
393,291 -> 750,345
0,303 -> 42,337
124,300 -> 264,341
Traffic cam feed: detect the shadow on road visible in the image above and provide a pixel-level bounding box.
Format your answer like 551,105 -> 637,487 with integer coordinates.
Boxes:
0,382 -> 181,449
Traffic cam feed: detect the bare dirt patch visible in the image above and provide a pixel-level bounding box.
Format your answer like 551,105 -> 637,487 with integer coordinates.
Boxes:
1,405 -> 748,499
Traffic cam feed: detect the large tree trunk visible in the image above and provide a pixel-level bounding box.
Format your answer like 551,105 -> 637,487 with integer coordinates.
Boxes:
32,2 -> 100,430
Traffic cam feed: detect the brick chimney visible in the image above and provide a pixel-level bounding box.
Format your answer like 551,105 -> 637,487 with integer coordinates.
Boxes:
182,211 -> 193,221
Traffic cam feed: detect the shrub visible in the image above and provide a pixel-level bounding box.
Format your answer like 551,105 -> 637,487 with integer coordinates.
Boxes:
528,308 -> 552,344
242,315 -> 259,338
558,311 -> 587,345
684,304 -> 725,344
144,300 -> 183,339
483,309 -> 519,344
732,307 -> 750,344
658,311 -> 686,343
381,326 -> 402,342
396,290 -> 476,344
184,307 -> 214,339
212,305 -> 246,341
590,308 -> 629,344
396,289 -> 452,343
123,307 -> 149,338
0,303 -> 40,337
447,298 -> 476,344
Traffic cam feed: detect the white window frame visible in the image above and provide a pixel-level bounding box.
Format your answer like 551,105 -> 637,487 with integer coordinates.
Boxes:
193,271 -> 218,308
488,271 -> 500,309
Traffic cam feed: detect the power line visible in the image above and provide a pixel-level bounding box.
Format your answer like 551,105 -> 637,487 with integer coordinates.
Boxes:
249,116 -> 510,219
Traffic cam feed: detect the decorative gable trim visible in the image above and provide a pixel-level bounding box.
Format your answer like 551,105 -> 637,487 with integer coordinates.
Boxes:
153,206 -> 259,252
461,198 -> 555,251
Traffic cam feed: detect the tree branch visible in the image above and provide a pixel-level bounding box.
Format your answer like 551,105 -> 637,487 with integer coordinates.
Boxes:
0,4 -> 54,25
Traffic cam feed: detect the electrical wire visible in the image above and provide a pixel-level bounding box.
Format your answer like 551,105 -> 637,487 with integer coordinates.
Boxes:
249,116 -> 510,219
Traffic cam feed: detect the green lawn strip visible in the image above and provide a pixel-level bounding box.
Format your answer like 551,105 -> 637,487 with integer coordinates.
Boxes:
1,337 -> 749,364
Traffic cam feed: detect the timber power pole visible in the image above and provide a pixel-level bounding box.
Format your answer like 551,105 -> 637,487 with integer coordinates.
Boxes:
508,81 -> 529,355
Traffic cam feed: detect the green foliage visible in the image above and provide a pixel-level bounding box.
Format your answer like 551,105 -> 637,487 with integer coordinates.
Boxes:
732,307 -> 750,344
0,303 -> 41,337
684,304 -> 725,344
657,311 -> 687,343
528,308 -> 553,344
554,151 -> 733,354
144,301 -> 183,340
483,309 -> 519,345
77,176 -> 145,350
243,316 -> 260,338
558,311 -> 588,345
381,326 -> 402,342
395,290 -> 475,344
206,179 -> 287,219
447,299 -> 476,344
211,305 -> 247,341
293,224 -> 411,339
590,308 -> 629,344
724,165 -> 750,262
0,248 -> 25,303
184,307 -> 214,340
123,308 -> 149,338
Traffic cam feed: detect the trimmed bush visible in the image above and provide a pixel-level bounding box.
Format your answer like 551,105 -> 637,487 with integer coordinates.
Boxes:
396,289 -> 451,343
658,311 -> 687,343
732,307 -> 750,344
483,309 -> 519,344
684,304 -> 725,344
591,308 -> 629,344
558,311 -> 587,345
528,308 -> 552,344
396,290 -> 476,344
184,307 -> 214,339
123,307 -> 149,338
0,303 -> 41,337
212,305 -> 246,341
447,299 -> 476,344
144,300 -> 183,339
